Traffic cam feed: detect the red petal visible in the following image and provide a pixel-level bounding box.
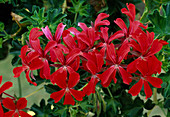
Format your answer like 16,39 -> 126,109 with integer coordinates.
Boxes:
4,111 -> 15,117
3,97 -> 16,110
159,40 -> 169,46
146,76 -> 163,88
107,43 -> 116,63
96,53 -> 104,72
109,30 -> 124,43
86,60 -> 97,75
127,58 -> 140,73
78,22 -> 88,32
29,28 -> 43,41
57,44 -> 69,54
66,48 -> 80,65
54,23 -> 66,42
41,26 -> 53,41
41,59 -> 51,79
136,59 -> 148,76
145,39 -> 162,57
68,72 -> 80,88
26,51 -> 39,63
29,58 -> 44,70
20,45 -> 28,62
63,92 -> 75,105
100,27 -> 109,42
0,81 -> 13,94
13,66 -> 28,78
63,34 -> 77,50
128,79 -> 143,96
77,33 -> 90,47
94,13 -> 110,30
16,98 -> 27,110
121,3 -> 136,21
50,89 -> 65,103
117,40 -> 130,63
118,67 -> 132,85
19,111 -> 32,117
144,81 -> 152,99
44,41 -> 57,56
83,77 -> 98,95
114,18 -> 127,34
0,76 -> 2,85
98,66 -> 116,85
55,49 -> 65,65
129,39 -> 142,52
25,70 -> 37,86
70,89 -> 84,101
29,39 -> 43,56
147,56 -> 162,75
51,67 -> 67,88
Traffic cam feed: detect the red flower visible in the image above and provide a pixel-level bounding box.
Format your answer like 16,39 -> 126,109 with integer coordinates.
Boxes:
41,23 -> 69,62
113,3 -> 147,45
29,28 -> 59,79
127,31 -> 163,73
13,45 -> 44,86
82,50 -> 104,95
98,40 -> 132,87
50,72 -> 83,105
0,76 -> 13,95
3,97 -> 32,117
128,57 -> 163,99
51,48 -> 81,84
63,13 -> 110,52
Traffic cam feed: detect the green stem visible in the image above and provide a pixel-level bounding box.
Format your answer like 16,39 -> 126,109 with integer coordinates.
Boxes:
18,76 -> 22,97
74,13 -> 78,23
107,87 -> 113,98
3,92 -> 16,100
24,87 -> 44,98
78,83 -> 88,91
153,88 -> 158,104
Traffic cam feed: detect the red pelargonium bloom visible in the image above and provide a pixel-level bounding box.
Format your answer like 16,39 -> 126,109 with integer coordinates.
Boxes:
13,45 -> 44,86
97,27 -> 124,53
82,50 -> 104,95
127,31 -> 163,73
41,23 -> 69,61
51,48 -> 81,84
50,71 -> 83,105
113,3 -> 147,45
98,40 -> 132,87
3,97 -> 32,117
29,28 -> 58,79
63,13 -> 110,52
128,57 -> 163,99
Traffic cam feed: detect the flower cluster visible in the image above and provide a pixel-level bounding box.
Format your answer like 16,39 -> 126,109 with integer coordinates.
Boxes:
13,3 -> 168,105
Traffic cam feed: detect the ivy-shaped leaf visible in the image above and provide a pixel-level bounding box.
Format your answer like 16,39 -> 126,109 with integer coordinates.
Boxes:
148,3 -> 170,37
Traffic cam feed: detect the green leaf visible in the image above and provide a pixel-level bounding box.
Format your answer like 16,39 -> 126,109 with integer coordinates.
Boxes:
164,99 -> 170,108
31,99 -> 53,116
68,0 -> 89,17
0,38 -> 2,48
148,3 -> 170,37
0,22 -> 4,31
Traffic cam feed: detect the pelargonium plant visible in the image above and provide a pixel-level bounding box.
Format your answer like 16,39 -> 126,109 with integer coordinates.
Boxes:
0,1 -> 169,117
